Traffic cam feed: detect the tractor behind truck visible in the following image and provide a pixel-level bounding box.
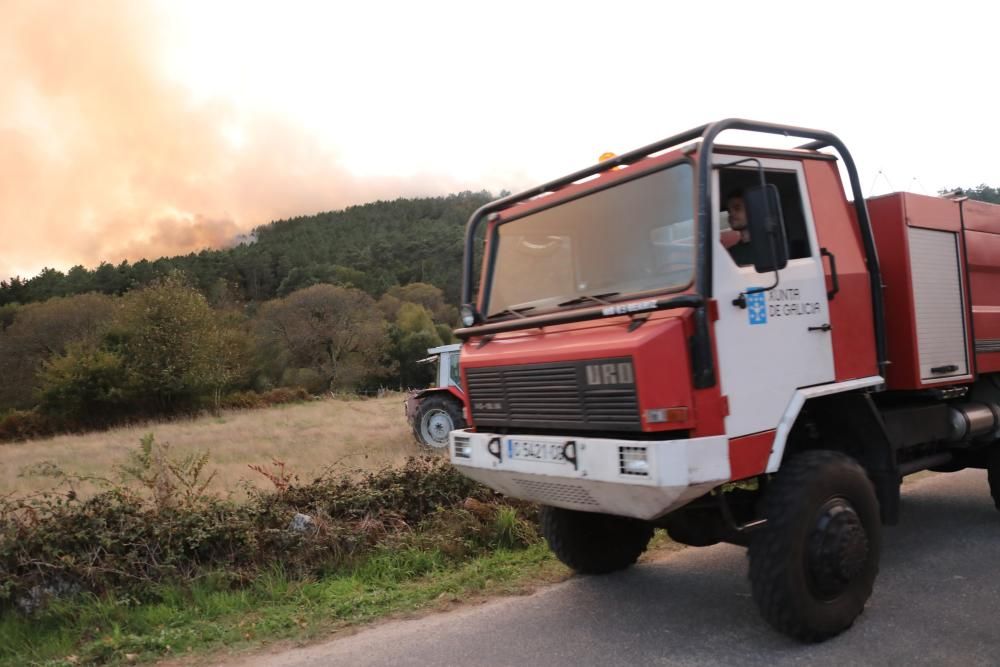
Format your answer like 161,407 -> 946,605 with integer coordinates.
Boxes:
405,344 -> 467,448
446,119 -> 1000,642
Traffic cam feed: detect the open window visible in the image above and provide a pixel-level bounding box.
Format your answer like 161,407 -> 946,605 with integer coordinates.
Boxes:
718,166 -> 812,270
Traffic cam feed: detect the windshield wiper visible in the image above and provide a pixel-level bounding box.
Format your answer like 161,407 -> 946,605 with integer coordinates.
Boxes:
488,305 -> 536,320
557,292 -> 620,308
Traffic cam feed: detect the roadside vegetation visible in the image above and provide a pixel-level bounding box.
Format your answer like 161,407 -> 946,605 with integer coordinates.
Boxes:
0,437 -> 550,666
1,544 -> 565,666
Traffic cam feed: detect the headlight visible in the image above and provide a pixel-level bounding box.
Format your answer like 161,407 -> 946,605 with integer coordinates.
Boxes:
453,436 -> 472,459
619,446 -> 649,476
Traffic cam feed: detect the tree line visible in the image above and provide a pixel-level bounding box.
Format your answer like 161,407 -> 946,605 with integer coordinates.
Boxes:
0,191 -> 494,308
940,184 -> 1000,204
0,274 -> 458,432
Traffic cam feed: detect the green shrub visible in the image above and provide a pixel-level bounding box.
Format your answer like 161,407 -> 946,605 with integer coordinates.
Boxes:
37,344 -> 127,425
0,438 -> 533,616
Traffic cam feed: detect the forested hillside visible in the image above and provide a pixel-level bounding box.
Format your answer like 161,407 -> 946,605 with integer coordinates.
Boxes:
0,191 -> 494,307
0,192 -> 496,437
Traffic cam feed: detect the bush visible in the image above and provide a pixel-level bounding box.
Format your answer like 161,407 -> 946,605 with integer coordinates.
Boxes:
218,387 -> 310,411
32,276 -> 253,424
36,344 -> 127,425
110,275 -> 250,414
260,387 -> 311,406
0,409 -> 56,442
0,438 -> 534,615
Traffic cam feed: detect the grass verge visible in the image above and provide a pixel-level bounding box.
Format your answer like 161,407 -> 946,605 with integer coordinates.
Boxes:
0,543 -> 569,667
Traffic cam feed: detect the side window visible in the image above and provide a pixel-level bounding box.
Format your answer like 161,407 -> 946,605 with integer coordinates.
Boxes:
718,166 -> 812,270
449,353 -> 461,389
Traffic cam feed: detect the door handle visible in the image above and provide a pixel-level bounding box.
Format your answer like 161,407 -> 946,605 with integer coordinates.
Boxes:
820,247 -> 839,300
808,323 -> 832,332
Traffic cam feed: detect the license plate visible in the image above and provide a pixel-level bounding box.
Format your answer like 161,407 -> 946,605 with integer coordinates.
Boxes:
507,438 -> 567,463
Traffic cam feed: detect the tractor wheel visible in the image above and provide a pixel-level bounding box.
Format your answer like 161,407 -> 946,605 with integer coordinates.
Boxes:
411,393 -> 465,449
748,450 -> 881,642
541,505 -> 653,575
987,445 -> 1000,511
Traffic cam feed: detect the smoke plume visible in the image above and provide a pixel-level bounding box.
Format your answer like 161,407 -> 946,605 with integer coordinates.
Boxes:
0,0 -> 457,280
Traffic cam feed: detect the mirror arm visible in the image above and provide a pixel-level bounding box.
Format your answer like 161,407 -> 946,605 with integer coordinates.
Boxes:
732,264 -> 780,309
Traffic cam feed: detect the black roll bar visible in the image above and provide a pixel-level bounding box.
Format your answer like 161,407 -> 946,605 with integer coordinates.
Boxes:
460,124 -> 709,306
457,119 -> 889,384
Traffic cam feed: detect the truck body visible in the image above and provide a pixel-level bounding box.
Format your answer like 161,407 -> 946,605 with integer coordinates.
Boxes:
446,119 -> 1000,641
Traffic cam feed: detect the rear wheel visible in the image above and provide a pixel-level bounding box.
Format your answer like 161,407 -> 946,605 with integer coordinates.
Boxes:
411,393 -> 465,449
748,450 -> 881,642
541,506 -> 653,575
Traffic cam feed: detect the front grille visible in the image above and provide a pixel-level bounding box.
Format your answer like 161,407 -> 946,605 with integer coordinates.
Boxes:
466,358 -> 640,432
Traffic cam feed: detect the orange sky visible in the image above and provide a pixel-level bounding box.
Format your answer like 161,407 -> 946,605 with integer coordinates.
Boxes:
0,0 -> 467,281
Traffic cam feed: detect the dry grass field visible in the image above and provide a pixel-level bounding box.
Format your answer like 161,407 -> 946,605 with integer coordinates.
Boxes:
0,394 -> 433,498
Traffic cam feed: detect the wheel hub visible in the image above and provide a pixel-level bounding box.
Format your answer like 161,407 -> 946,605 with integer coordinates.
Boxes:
422,409 -> 452,445
806,499 -> 869,599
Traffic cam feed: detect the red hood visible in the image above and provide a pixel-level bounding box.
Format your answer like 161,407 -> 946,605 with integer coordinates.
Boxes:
460,310 -> 696,432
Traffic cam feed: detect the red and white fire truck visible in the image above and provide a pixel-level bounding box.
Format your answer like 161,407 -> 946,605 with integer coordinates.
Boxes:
447,119 -> 1000,641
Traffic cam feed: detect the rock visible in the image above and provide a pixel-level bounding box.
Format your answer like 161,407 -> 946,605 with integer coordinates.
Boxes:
288,512 -> 315,533
15,578 -> 81,615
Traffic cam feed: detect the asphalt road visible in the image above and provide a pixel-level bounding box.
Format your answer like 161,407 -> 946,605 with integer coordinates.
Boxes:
235,470 -> 1000,667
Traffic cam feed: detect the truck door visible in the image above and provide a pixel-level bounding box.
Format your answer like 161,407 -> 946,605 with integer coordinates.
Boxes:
712,157 -> 835,438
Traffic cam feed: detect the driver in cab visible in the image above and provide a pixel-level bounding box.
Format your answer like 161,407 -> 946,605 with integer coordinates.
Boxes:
722,188 -> 754,266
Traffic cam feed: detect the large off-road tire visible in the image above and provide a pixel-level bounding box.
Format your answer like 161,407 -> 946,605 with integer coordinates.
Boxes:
748,450 -> 881,642
541,505 -> 654,575
987,445 -> 1000,511
411,393 -> 466,449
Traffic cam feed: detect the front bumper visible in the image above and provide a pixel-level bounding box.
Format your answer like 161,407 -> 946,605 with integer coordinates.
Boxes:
448,430 -> 731,520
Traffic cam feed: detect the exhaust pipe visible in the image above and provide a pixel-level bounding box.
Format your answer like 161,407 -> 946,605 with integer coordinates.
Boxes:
948,402 -> 1000,443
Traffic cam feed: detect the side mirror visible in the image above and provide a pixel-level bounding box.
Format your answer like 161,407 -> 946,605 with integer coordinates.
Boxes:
460,304 -> 481,327
745,184 -> 789,273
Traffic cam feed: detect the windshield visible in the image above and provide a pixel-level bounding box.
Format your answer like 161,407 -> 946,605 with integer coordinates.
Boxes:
486,162 -> 694,317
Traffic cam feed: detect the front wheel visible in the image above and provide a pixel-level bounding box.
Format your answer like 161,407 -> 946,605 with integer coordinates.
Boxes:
541,506 -> 653,575
748,450 -> 881,642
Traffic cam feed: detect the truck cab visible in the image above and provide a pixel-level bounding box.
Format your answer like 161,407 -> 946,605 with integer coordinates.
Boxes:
447,119 -> 1000,642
